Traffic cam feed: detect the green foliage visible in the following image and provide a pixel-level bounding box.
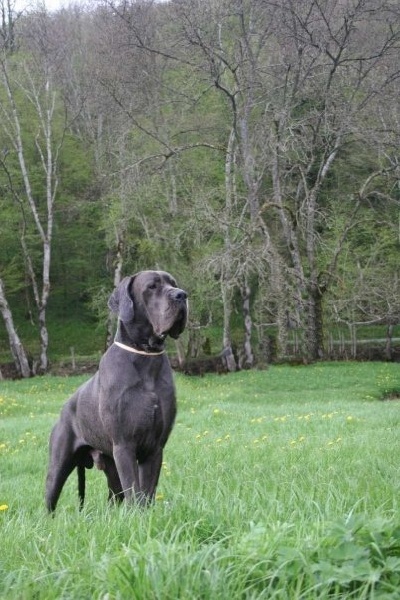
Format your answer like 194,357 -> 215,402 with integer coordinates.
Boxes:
1,363 -> 400,598
1,1 -> 400,367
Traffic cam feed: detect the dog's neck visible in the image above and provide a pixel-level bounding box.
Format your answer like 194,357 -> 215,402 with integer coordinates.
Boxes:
114,341 -> 165,356
114,321 -> 166,355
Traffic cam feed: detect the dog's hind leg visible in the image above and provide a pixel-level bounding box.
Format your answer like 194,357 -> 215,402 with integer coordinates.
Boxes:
45,458 -> 75,512
77,464 -> 86,510
45,422 -> 76,512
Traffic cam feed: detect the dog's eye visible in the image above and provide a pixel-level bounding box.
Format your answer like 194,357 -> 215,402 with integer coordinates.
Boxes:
148,282 -> 157,290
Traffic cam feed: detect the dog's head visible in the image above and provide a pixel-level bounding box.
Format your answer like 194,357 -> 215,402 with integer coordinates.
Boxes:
108,270 -> 188,340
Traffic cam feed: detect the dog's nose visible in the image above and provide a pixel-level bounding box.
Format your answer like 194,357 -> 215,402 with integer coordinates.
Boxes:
173,288 -> 187,302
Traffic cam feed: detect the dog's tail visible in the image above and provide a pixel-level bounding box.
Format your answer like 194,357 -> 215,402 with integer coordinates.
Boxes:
78,464 -> 86,510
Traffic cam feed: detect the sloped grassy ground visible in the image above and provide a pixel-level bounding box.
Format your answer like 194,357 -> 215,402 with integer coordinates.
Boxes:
1,362 -> 400,599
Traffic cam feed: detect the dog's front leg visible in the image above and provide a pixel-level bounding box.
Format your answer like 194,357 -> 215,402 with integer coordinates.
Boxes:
139,449 -> 163,504
113,444 -> 142,504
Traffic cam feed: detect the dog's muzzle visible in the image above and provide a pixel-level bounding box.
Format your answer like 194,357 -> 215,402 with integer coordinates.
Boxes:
169,288 -> 188,303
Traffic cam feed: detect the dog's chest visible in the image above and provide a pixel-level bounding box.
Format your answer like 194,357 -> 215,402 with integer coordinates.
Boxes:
101,372 -> 175,440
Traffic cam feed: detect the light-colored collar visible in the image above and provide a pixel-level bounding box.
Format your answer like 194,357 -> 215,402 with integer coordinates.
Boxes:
114,340 -> 165,356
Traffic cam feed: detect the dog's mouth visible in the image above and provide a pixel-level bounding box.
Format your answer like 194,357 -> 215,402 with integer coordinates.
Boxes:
153,301 -> 187,339
153,332 -> 167,342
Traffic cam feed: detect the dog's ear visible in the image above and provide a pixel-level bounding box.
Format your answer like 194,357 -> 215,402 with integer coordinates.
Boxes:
108,276 -> 135,323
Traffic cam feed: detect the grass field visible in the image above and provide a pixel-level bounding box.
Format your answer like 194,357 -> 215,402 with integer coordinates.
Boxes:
1,362 -> 400,599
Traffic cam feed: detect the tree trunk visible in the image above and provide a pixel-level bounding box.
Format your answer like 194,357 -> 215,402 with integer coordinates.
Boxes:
0,278 -> 31,378
273,262 -> 291,360
221,279 -> 237,372
305,284 -> 324,361
38,306 -> 48,374
241,282 -> 254,368
106,237 -> 124,348
385,324 -> 393,361
38,239 -> 51,373
220,127 -> 237,372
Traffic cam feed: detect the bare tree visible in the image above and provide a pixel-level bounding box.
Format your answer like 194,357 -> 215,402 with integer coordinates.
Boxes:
0,0 -> 19,52
0,278 -> 30,377
264,0 -> 400,358
0,9 -> 67,372
42,0 -> 399,367
173,0 -> 400,360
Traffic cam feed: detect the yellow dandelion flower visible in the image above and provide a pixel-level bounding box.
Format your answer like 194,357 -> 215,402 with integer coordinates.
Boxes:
0,504 -> 8,511
213,409 -> 221,415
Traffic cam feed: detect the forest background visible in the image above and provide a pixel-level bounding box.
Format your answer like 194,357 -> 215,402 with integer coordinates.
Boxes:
0,0 -> 399,377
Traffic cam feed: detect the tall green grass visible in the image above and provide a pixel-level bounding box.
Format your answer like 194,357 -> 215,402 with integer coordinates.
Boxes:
1,362 -> 400,598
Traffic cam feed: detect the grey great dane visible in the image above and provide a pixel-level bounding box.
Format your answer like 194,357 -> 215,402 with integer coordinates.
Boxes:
45,270 -> 188,512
